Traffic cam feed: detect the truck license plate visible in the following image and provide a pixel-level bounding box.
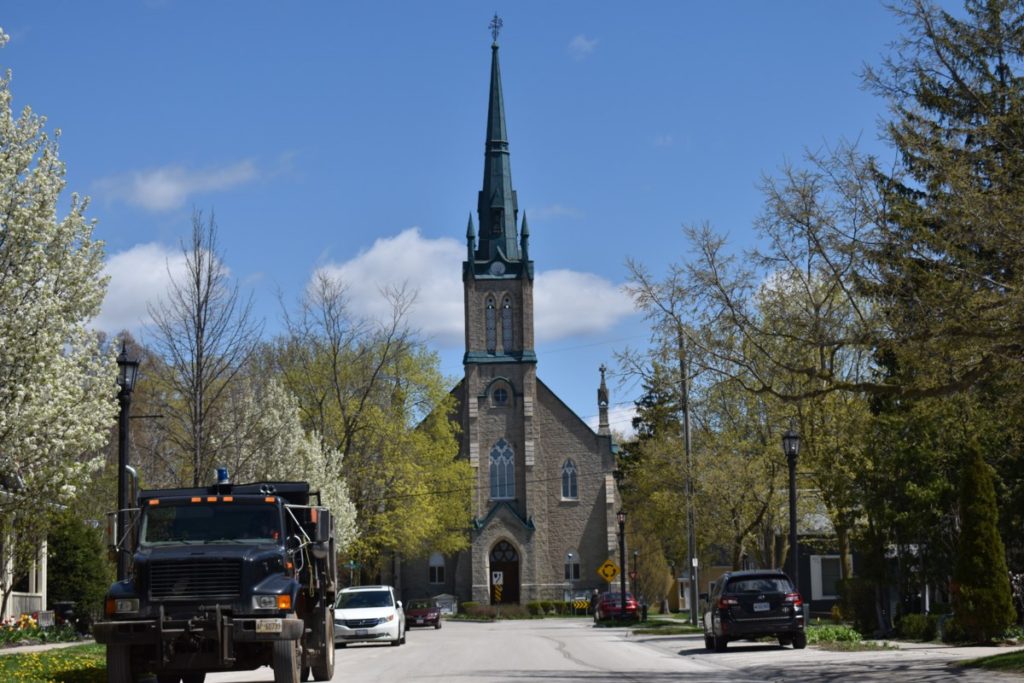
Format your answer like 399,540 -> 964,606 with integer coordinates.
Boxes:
256,619 -> 283,633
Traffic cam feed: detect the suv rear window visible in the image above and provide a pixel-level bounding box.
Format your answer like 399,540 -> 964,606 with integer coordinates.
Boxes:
725,576 -> 792,594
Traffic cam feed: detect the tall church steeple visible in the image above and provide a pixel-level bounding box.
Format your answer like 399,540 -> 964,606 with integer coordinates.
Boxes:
475,16 -> 521,265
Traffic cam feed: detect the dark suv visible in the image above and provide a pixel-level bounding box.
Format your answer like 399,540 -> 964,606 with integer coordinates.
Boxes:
702,570 -> 805,651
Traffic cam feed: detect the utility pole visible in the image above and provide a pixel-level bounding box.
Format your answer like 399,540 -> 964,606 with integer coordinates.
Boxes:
678,326 -> 699,625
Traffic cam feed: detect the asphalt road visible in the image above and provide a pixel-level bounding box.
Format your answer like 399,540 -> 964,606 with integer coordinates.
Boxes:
205,619 -> 1024,682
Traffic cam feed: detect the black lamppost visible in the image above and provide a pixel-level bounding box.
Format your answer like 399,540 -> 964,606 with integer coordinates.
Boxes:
116,342 -> 140,581
617,510 -> 627,619
632,550 -> 639,587
782,428 -> 801,592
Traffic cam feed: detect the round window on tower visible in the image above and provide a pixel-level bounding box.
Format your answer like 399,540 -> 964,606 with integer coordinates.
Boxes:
493,387 -> 509,405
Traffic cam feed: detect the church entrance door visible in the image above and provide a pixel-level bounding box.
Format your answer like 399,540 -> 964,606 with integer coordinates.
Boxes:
489,540 -> 520,604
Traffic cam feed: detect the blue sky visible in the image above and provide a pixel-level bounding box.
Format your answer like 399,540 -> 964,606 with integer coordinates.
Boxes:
2,2 -> 924,435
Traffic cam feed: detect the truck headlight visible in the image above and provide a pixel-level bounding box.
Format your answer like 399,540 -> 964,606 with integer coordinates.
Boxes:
253,595 -> 292,610
106,598 -> 139,615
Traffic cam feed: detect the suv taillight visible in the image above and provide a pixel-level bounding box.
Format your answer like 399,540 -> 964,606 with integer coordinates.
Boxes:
718,596 -> 739,608
784,592 -> 803,606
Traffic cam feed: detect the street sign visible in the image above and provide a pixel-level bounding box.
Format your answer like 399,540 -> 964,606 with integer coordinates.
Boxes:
596,559 -> 620,582
492,571 -> 504,586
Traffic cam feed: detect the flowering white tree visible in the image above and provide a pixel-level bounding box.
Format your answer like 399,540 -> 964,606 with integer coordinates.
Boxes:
0,28 -> 117,615
208,376 -> 358,550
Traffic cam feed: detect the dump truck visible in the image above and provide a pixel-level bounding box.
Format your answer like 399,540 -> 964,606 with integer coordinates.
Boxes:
94,471 -> 338,683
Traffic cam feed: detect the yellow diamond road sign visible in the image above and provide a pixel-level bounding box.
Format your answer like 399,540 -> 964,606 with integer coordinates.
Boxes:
597,559 -> 620,582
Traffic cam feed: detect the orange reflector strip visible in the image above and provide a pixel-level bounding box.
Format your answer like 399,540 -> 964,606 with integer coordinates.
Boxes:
265,497 -> 275,503
311,508 -> 318,523
223,496 -> 233,502
148,499 -> 159,506
206,496 -> 217,502
277,595 -> 292,610
191,497 -> 201,503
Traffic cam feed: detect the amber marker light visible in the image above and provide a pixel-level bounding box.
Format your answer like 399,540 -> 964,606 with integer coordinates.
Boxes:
148,499 -> 159,506
191,497 -> 201,503
265,497 -> 276,503
277,595 -> 292,610
223,496 -> 234,502
206,496 -> 217,502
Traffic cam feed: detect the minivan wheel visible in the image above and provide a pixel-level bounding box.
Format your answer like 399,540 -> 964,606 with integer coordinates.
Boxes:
792,632 -> 807,649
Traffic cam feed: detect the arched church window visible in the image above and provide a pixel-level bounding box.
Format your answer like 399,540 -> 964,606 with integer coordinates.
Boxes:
429,552 -> 445,584
501,297 -> 513,353
485,298 -> 496,353
561,459 -> 578,499
489,439 -> 515,500
490,540 -> 518,563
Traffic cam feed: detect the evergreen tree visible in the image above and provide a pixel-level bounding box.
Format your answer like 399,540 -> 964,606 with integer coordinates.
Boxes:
47,510 -> 112,621
952,445 -> 1015,641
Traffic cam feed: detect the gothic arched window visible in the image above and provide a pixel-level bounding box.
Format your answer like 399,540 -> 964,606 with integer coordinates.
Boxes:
501,297 -> 513,353
485,298 -> 497,353
561,459 -> 578,499
489,439 -> 515,500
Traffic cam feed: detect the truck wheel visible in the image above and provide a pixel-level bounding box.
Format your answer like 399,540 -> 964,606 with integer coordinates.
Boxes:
106,643 -> 134,683
273,639 -> 300,683
310,611 -> 335,681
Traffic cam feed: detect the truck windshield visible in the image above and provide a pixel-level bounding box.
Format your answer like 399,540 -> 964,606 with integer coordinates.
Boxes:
140,503 -> 282,546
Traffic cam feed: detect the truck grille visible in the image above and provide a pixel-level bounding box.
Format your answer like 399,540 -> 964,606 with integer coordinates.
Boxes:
149,560 -> 242,601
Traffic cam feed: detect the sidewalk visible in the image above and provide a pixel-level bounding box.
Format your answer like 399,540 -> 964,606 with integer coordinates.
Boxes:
0,639 -> 95,656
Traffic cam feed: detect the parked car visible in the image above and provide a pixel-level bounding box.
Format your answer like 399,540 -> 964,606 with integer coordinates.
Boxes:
593,592 -> 639,622
404,598 -> 442,629
701,569 -> 806,652
334,585 -> 406,647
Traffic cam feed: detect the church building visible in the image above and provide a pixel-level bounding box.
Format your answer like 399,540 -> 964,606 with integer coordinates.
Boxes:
400,24 -> 622,605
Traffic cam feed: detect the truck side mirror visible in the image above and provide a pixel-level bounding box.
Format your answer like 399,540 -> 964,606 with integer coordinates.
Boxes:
314,509 -> 332,544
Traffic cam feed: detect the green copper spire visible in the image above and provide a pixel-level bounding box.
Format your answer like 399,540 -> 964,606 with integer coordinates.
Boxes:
476,18 -> 520,263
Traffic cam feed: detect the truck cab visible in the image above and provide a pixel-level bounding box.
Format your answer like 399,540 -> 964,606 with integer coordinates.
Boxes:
94,478 -> 337,683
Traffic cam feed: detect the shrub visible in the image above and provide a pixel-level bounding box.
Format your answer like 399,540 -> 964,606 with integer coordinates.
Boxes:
526,601 -> 544,616
896,613 -> 938,641
942,616 -> 969,643
459,601 -> 478,614
806,623 -> 862,644
838,578 -> 878,635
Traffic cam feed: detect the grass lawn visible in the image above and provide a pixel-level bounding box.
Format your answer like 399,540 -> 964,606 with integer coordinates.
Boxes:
960,649 -> 1024,673
631,619 -> 703,636
0,643 -> 106,682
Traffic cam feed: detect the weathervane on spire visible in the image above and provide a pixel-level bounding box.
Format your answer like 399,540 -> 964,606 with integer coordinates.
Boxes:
490,13 -> 503,43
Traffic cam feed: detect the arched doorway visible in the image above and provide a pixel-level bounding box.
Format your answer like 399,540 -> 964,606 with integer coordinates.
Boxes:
489,540 -> 520,604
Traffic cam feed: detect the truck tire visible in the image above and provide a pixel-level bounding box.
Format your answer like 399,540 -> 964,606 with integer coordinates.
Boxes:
310,611 -> 335,681
107,643 -> 134,683
273,639 -> 300,683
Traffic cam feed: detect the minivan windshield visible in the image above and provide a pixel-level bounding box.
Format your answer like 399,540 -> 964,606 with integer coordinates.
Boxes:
337,590 -> 394,609
140,503 -> 282,546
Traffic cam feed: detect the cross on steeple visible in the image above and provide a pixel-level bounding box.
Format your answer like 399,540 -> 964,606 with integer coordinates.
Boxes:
489,14 -> 503,44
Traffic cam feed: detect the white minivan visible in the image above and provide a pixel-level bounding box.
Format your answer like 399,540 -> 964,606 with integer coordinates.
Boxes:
334,585 -> 406,647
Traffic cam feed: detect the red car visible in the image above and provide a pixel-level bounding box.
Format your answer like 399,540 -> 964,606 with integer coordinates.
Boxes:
593,592 -> 639,622
404,599 -> 442,629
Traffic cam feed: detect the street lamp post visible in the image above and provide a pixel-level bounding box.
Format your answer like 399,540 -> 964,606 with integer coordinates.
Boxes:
632,550 -> 639,588
116,342 -> 140,582
617,510 -> 627,619
782,428 -> 801,592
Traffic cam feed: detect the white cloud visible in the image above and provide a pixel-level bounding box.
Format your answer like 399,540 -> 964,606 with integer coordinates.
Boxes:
568,34 -> 598,61
94,160 -> 258,211
94,243 -> 188,335
534,270 -> 634,343
314,228 -> 466,346
312,228 -> 636,348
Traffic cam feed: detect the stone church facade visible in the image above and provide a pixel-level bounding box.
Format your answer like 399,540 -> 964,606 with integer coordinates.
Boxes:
399,31 -> 621,605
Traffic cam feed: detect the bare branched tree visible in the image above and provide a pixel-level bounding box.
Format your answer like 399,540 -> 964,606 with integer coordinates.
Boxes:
146,211 -> 263,486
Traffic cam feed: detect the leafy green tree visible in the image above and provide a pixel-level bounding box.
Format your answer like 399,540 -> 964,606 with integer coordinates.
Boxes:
952,443 -> 1015,641
0,28 -> 117,615
274,273 -> 469,574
